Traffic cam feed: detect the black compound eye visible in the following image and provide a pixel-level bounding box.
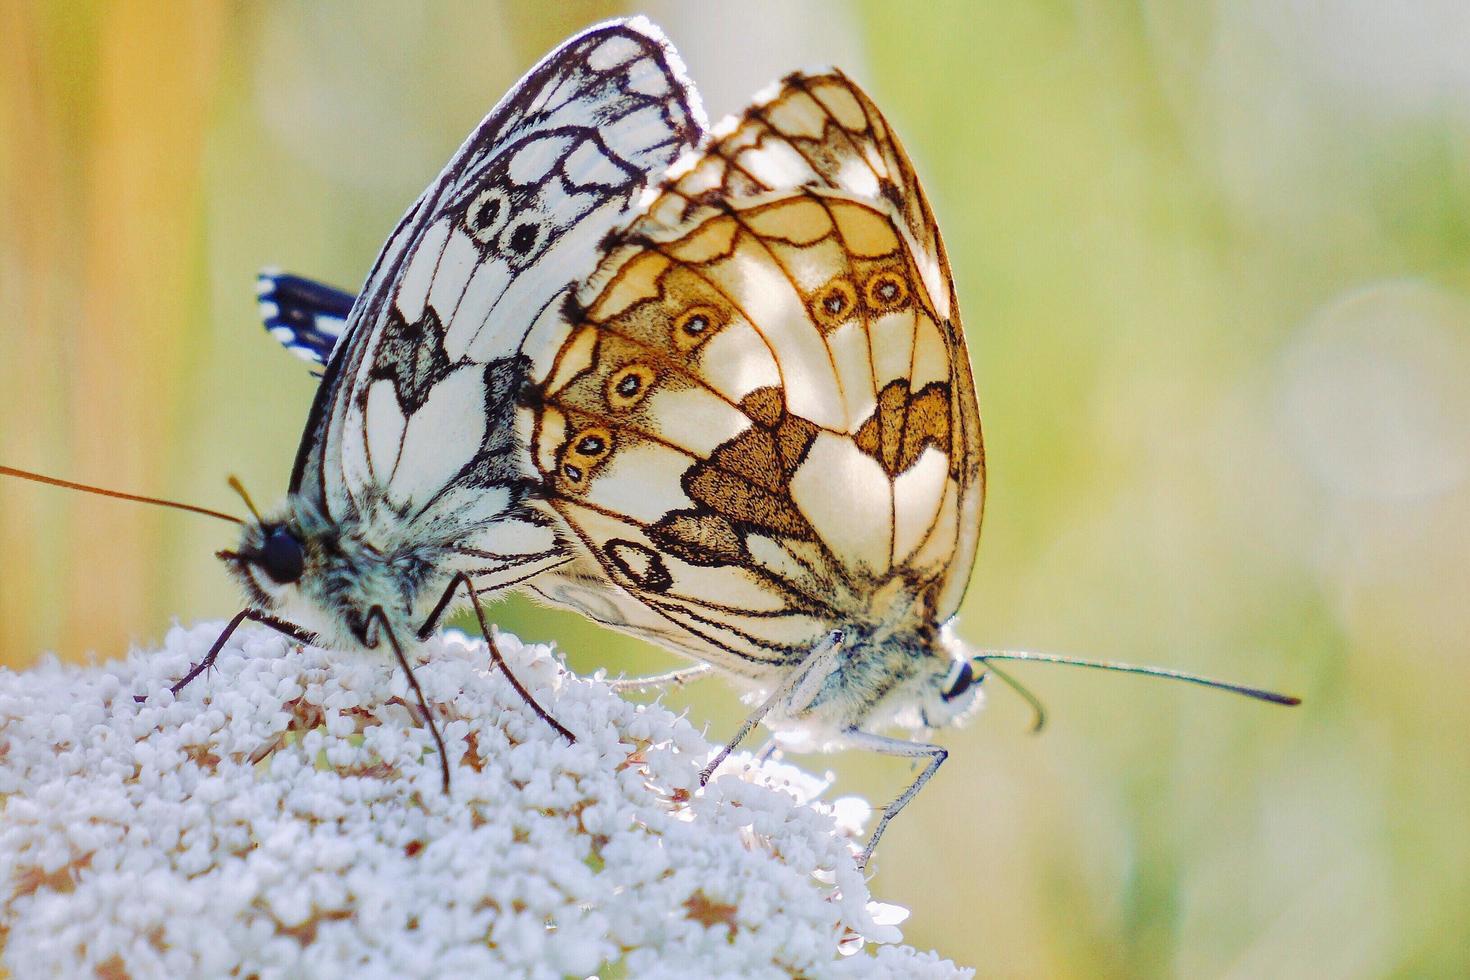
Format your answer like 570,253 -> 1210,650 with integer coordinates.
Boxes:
942,660 -> 976,701
258,528 -> 305,585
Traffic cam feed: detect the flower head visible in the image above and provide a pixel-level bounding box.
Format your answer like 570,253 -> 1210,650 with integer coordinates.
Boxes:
1,622 -> 970,977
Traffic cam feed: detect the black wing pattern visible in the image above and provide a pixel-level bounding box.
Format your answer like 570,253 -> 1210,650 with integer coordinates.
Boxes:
257,270 -> 354,373
286,18 -> 705,592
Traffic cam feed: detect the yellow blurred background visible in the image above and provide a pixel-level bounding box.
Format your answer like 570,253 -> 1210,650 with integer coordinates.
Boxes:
3,2 -> 1468,975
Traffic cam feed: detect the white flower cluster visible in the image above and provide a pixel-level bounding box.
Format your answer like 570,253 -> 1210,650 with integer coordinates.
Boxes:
0,622 -> 970,978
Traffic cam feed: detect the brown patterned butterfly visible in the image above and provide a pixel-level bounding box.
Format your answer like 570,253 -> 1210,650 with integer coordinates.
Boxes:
257,69 -> 1298,866
515,71 -> 1298,863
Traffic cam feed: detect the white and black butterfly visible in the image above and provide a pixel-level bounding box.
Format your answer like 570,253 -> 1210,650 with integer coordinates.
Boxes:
226,18 -> 708,775
3,18 -> 708,791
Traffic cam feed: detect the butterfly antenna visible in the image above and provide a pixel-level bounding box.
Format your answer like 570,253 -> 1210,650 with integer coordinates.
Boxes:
227,475 -> 263,522
971,650 -> 1300,706
1,465 -> 243,524
980,659 -> 1049,733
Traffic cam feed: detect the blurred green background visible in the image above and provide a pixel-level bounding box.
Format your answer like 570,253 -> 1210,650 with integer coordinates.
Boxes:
3,2 -> 1468,975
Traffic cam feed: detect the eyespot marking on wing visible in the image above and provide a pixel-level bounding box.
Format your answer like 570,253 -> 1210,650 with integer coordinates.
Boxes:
607,363 -> 657,410
465,187 -> 512,243
810,278 -> 857,334
558,425 -> 613,491
671,304 -> 724,351
864,270 -> 909,311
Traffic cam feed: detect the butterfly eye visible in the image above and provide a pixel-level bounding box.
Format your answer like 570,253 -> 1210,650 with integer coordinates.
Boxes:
941,660 -> 979,701
812,279 -> 856,330
258,528 -> 305,585
672,306 -> 722,351
864,271 -> 909,310
607,364 -> 656,410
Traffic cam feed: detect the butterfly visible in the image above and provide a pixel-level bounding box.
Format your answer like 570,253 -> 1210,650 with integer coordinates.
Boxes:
260,70 -> 1299,863
4,17 -> 708,790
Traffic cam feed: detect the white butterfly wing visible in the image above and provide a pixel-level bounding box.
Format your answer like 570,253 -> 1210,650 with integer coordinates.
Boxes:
526,71 -> 983,671
289,18 -> 705,591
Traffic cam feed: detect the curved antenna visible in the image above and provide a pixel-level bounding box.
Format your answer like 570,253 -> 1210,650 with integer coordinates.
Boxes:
980,659 -> 1049,732
1,464 -> 243,524
972,650 -> 1301,706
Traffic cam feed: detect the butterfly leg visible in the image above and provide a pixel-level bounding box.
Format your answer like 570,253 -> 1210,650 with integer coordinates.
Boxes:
699,686 -> 787,786
425,572 -> 574,743
839,730 -> 948,869
135,607 -> 318,703
699,631 -> 842,785
754,738 -> 783,766
606,664 -> 712,693
370,607 -> 451,793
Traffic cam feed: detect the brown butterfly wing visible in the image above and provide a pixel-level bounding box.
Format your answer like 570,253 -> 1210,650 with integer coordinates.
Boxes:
523,72 -> 983,671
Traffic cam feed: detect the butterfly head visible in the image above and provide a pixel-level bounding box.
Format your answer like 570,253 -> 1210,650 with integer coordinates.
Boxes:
219,500 -> 360,645
219,510 -> 313,615
909,628 -> 988,729
830,622 -> 987,734
221,496 -> 460,649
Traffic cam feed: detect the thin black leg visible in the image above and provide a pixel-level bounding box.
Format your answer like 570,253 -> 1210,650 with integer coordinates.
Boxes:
373,606 -> 452,793
135,607 -> 320,704
429,572 -> 573,743
135,608 -> 249,703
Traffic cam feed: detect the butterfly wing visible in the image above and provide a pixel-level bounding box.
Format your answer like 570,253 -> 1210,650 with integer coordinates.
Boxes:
525,71 -> 983,671
289,18 -> 705,591
257,270 -> 354,374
